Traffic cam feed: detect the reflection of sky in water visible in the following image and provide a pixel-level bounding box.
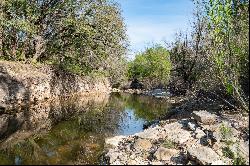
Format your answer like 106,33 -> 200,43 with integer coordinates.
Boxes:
117,108 -> 146,136
0,93 -> 171,165
15,156 -> 21,165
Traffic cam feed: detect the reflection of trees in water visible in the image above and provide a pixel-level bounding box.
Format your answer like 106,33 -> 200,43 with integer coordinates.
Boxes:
112,93 -> 172,121
78,107 -> 122,135
0,93 -> 172,165
0,93 -> 113,165
15,93 -> 110,131
77,93 -> 129,136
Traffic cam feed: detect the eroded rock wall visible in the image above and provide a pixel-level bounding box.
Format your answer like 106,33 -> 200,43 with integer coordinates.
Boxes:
0,61 -> 111,140
0,61 -> 111,109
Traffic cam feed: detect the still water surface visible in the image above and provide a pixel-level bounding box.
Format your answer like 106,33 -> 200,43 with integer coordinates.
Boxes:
0,93 -> 172,165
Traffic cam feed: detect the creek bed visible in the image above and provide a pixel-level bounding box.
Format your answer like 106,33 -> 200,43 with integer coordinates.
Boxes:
0,93 -> 172,165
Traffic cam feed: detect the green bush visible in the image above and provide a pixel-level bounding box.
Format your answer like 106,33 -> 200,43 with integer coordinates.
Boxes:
205,0 -> 249,111
0,0 -> 128,86
128,45 -> 172,89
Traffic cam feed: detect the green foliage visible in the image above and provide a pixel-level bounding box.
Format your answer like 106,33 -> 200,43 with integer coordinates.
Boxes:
0,0 -> 128,86
170,0 -> 249,110
219,123 -> 232,140
128,45 -> 172,89
163,139 -> 177,149
205,0 -> 249,111
169,34 -> 200,90
222,146 -> 235,159
169,2 -> 208,92
233,155 -> 246,165
222,144 -> 246,165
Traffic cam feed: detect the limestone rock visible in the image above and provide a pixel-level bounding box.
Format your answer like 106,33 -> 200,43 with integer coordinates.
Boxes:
133,138 -> 152,151
212,142 -> 221,152
192,110 -> 217,125
127,157 -> 149,165
164,122 -> 192,144
187,144 -> 220,164
211,160 -> 226,165
105,135 -> 126,148
239,140 -> 249,164
136,126 -> 161,140
187,122 -> 196,131
0,114 -> 10,137
154,147 -> 178,161
229,140 -> 249,165
151,161 -> 164,165
0,61 -> 111,109
195,128 -> 206,139
212,122 -> 240,142
112,160 -> 123,165
105,149 -> 120,163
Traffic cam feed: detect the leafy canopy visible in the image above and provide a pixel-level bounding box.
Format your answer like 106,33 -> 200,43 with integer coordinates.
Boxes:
128,45 -> 172,89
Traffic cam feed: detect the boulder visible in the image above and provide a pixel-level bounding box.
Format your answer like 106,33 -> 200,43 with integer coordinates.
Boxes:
164,122 -> 192,144
187,144 -> 220,164
0,114 -> 10,137
154,147 -> 178,161
136,126 -> 161,140
133,138 -> 152,151
105,135 -> 126,148
195,128 -> 206,139
192,110 -> 217,125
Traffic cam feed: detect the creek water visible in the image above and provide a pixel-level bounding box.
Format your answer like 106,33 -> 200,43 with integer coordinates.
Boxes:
0,93 -> 172,165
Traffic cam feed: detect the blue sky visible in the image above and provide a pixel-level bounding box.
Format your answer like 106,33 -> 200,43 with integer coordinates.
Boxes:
115,0 -> 194,59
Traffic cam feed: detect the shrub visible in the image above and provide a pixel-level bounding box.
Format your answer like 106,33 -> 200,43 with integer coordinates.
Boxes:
128,45 -> 172,89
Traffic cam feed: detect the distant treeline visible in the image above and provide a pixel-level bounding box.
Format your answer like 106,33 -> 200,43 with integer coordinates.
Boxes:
128,0 -> 249,111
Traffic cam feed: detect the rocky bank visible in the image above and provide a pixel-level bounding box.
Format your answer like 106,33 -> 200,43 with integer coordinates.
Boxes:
104,110 -> 249,165
0,61 -> 111,140
0,61 -> 111,110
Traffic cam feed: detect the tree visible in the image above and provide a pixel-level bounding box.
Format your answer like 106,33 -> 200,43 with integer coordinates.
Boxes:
205,0 -> 249,111
128,45 -> 172,89
0,0 -> 128,86
169,1 -> 207,91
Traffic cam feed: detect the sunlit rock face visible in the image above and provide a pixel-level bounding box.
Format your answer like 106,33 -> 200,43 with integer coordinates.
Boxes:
0,61 -> 111,110
0,60 -> 111,142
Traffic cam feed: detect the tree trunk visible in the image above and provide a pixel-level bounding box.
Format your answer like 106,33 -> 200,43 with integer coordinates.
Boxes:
31,35 -> 45,63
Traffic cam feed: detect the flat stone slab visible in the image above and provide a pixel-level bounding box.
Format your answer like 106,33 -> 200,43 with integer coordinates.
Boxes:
135,126 -> 161,140
164,122 -> 192,144
105,135 -> 126,147
192,110 -> 217,125
154,147 -> 178,161
133,138 -> 152,151
195,128 -> 206,139
187,144 -> 220,164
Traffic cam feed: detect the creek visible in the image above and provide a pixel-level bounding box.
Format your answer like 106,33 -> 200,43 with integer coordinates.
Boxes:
0,92 -> 172,165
